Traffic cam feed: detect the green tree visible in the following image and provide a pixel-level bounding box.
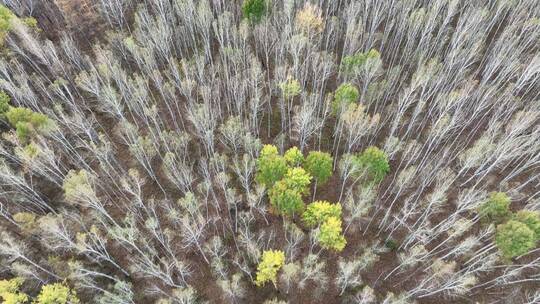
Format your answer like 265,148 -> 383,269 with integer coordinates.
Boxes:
282,167 -> 311,195
269,180 -> 304,217
302,201 -> 342,228
0,90 -> 10,116
304,151 -> 333,185
284,146 -> 304,166
0,278 -> 28,304
514,210 -> 540,239
341,49 -> 380,76
332,83 -> 359,114
5,107 -> 53,142
279,78 -> 301,99
35,282 -> 79,304
242,0 -> 269,23
256,145 -> 287,188
0,5 -> 14,45
255,250 -> 285,287
356,146 -> 390,183
479,192 -> 511,223
495,220 -> 536,258
317,217 -> 347,251
23,17 -> 38,29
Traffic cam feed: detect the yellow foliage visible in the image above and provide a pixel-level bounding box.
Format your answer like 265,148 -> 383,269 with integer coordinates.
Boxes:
34,282 -> 79,304
318,217 -> 347,251
0,278 -> 28,304
255,250 -> 285,287
295,3 -> 324,34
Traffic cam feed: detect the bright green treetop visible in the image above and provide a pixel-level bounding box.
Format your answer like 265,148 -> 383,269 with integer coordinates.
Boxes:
5,107 -> 53,142
479,192 -> 511,223
514,210 -> 540,239
256,145 -> 288,188
318,216 -> 347,251
5,107 -> 49,127
304,151 -> 333,185
495,220 -> 536,258
356,146 -> 390,183
35,282 -> 79,304
269,180 -> 304,217
302,201 -> 342,228
0,90 -> 10,115
333,83 -> 359,114
0,5 -> 14,45
255,250 -> 285,287
282,167 -> 311,195
284,146 -> 304,166
242,0 -> 269,23
259,144 -> 279,158
0,278 -> 28,304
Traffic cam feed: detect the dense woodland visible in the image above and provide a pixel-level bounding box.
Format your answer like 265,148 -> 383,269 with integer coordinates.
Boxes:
0,0 -> 538,303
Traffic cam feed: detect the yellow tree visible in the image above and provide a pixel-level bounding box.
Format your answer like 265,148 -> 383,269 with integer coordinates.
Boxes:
255,250 -> 285,287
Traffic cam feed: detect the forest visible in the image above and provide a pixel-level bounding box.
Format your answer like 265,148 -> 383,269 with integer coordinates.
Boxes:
0,0 -> 538,303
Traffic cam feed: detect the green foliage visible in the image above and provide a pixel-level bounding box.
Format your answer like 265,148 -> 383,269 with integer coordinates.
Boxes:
23,17 -> 38,29
5,107 -> 52,141
6,107 -> 35,126
341,49 -> 380,76
356,146 -> 390,183
304,151 -> 333,185
279,78 -> 301,99
35,282 -> 79,304
15,121 -> 31,141
269,180 -> 304,217
0,5 -> 14,45
0,90 -> 10,115
242,0 -> 269,23
0,278 -> 28,304
256,145 -> 287,188
302,201 -> 342,228
479,192 -> 511,223
514,210 -> 540,239
6,107 -> 49,128
333,83 -> 359,114
255,250 -> 285,287
317,217 -> 346,251
495,220 -> 536,258
284,146 -> 304,166
259,144 -> 280,161
282,167 -> 311,195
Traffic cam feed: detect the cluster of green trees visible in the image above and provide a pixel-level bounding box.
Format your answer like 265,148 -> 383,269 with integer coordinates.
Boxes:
256,145 -> 333,217
256,145 -> 347,254
0,0 -> 537,302
303,201 -> 346,251
479,192 -> 540,258
0,278 -> 79,304
0,91 -> 53,142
